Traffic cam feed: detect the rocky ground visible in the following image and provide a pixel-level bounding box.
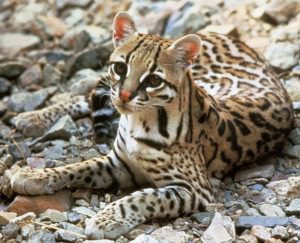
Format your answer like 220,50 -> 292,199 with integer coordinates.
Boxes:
0,0 -> 300,242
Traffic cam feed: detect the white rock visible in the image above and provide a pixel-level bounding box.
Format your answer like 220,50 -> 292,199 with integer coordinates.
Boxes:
147,226 -> 190,243
258,203 -> 286,217
130,234 -> 159,243
201,212 -> 235,243
265,42 -> 300,70
267,176 -> 300,199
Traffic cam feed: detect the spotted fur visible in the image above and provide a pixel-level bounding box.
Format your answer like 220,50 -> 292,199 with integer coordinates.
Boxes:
11,12 -> 293,239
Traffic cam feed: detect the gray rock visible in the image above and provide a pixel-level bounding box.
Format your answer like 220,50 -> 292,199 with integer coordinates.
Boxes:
63,8 -> 86,27
265,42 -> 300,70
0,122 -> 12,140
0,61 -> 27,79
235,216 -> 289,229
0,33 -> 40,56
55,230 -> 78,242
7,86 -> 57,112
7,142 -> 31,161
130,235 -> 159,243
281,142 -> 300,158
45,115 -> 78,140
288,128 -> 300,145
246,208 -> 262,216
164,3 -> 208,37
191,212 -> 215,225
1,222 -> 19,239
271,225 -> 289,239
26,157 -> 46,169
19,64 -> 42,88
59,222 -> 85,235
67,211 -> 81,223
82,148 -> 100,160
42,63 -> 62,85
64,42 -> 112,78
61,25 -> 110,50
43,144 -> 64,160
234,164 -> 275,182
286,198 -> 300,215
21,224 -> 35,239
226,201 -> 249,215
40,209 -> 67,223
201,212 -> 235,243
249,184 -> 264,191
29,50 -> 71,65
29,231 -> 56,243
251,225 -> 271,241
0,101 -> 7,116
10,2 -> 48,29
73,206 -> 96,217
0,77 -> 11,97
56,0 -> 92,10
69,69 -> 100,96
258,203 -> 286,217
96,144 -> 111,155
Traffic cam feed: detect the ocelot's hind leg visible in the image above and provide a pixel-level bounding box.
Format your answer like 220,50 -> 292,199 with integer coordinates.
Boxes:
14,95 -> 91,137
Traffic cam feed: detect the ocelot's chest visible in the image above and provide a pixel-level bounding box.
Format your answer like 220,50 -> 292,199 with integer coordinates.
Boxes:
120,116 -> 167,163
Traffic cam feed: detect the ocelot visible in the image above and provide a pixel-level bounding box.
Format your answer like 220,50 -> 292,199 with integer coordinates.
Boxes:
11,11 -> 293,239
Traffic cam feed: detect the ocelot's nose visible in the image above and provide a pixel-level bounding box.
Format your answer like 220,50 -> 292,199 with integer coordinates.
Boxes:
119,89 -> 132,102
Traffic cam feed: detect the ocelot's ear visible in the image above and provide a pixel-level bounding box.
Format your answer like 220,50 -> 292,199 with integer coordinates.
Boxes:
113,12 -> 137,48
169,34 -> 201,67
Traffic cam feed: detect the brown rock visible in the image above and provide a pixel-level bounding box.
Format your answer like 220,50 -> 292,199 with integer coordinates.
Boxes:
73,188 -> 92,202
262,0 -> 300,24
19,65 -> 42,88
238,233 -> 258,243
7,190 -> 73,215
265,238 -> 284,243
0,212 -> 17,224
36,15 -> 67,38
251,225 -> 271,241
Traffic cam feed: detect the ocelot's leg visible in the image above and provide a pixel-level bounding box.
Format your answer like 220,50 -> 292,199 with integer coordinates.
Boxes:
10,151 -> 144,195
85,185 -> 212,240
14,95 -> 90,137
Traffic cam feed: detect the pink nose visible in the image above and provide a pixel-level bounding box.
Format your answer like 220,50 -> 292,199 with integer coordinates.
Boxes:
119,89 -> 131,102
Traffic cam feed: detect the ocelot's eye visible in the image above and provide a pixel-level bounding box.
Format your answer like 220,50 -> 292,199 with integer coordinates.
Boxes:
112,62 -> 127,76
145,74 -> 163,87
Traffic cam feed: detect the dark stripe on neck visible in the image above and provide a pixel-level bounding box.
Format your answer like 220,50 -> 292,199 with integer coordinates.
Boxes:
176,114 -> 184,141
185,73 -> 194,143
158,108 -> 169,138
135,137 -> 167,150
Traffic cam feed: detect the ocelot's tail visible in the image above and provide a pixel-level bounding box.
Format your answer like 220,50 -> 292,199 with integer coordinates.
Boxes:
89,75 -> 120,144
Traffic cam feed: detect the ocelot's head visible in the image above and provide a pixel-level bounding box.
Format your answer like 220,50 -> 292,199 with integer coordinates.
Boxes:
109,12 -> 200,114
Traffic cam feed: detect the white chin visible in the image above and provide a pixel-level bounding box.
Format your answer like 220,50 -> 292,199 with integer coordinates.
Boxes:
115,105 -> 134,115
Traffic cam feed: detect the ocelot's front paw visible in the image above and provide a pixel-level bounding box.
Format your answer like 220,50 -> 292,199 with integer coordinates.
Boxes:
10,167 -> 65,195
13,111 -> 48,137
85,208 -> 136,240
